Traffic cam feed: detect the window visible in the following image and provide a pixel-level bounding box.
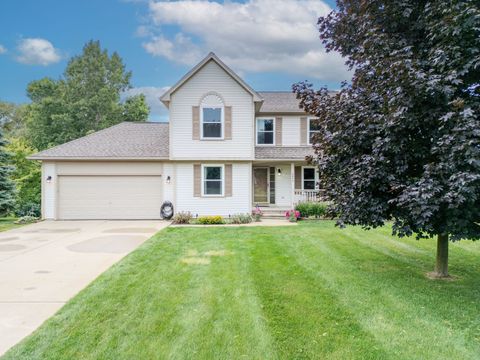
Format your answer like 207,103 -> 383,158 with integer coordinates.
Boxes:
202,107 -> 223,139
257,118 -> 275,145
309,118 -> 321,145
303,167 -> 317,190
202,165 -> 223,196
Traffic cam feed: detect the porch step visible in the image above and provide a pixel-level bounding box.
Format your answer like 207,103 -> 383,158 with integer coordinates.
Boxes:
254,207 -> 289,219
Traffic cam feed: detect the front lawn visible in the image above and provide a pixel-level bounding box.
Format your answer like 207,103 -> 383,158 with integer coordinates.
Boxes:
0,218 -> 20,232
4,222 -> 480,359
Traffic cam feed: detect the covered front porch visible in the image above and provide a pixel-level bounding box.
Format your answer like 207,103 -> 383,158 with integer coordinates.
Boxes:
252,162 -> 322,209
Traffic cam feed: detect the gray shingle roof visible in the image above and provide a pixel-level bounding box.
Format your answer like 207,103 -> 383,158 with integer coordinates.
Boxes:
29,122 -> 169,160
258,92 -> 305,114
255,146 -> 313,160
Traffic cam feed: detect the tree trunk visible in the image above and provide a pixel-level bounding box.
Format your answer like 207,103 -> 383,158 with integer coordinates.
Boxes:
434,233 -> 449,277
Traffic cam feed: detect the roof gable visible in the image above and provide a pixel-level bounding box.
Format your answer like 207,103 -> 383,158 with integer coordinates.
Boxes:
160,52 -> 263,107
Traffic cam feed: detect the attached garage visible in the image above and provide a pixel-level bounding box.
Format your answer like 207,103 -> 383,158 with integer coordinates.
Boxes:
57,175 -> 163,220
28,123 -> 171,220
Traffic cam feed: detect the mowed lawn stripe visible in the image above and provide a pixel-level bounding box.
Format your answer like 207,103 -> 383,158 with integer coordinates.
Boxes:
165,228 -> 277,359
277,222 -> 480,359
246,227 -> 389,359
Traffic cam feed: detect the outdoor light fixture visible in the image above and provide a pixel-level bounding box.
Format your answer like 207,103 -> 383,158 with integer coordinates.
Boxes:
166,176 -> 171,184
277,168 -> 282,176
46,176 -> 52,183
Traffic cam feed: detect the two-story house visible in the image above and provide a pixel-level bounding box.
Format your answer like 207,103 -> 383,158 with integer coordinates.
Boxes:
30,53 -> 320,220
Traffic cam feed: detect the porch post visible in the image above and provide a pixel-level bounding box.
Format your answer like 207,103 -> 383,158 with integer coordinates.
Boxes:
290,162 -> 295,208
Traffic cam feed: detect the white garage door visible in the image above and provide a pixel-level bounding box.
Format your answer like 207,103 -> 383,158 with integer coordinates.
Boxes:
58,175 -> 163,220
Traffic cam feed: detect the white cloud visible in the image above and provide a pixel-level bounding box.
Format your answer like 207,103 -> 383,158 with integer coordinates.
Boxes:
141,0 -> 349,81
123,86 -> 170,121
0,45 -> 6,54
16,38 -> 61,66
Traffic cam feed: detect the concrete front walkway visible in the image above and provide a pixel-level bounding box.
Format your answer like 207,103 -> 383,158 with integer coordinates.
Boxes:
0,220 -> 169,355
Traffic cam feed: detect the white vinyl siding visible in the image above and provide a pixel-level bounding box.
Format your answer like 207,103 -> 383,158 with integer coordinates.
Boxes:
175,162 -> 251,216
281,116 -> 302,146
42,162 -> 56,219
169,60 -> 254,160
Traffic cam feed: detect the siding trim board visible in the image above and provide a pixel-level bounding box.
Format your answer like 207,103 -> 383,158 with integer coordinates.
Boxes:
192,106 -> 200,140
225,164 -> 232,197
300,117 -> 308,145
224,106 -> 232,140
193,164 -> 201,197
295,166 -> 302,189
275,117 -> 282,146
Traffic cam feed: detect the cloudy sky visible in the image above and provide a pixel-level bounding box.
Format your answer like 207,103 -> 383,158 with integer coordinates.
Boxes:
0,0 -> 347,121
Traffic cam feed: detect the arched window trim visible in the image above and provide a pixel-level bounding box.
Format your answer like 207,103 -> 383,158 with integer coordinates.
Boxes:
199,92 -> 225,140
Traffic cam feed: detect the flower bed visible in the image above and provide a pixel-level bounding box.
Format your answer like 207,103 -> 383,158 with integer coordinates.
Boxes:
171,212 -> 254,225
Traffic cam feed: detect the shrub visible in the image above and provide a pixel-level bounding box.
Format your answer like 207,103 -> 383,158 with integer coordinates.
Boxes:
230,213 -> 253,224
171,211 -> 193,224
15,201 -> 41,217
295,202 -> 329,218
197,215 -> 224,225
252,206 -> 263,222
15,215 -> 38,224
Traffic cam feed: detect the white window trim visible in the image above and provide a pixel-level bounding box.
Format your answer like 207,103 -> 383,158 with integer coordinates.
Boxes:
301,166 -> 319,191
201,106 -> 224,140
256,118 -> 276,146
308,117 -> 320,145
201,164 -> 225,197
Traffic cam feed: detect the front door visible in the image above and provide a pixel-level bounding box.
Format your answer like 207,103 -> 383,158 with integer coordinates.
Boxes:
253,167 -> 269,204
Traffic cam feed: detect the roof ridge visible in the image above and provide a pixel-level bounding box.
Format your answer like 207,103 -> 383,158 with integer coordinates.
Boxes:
123,121 -> 169,125
258,90 -> 295,93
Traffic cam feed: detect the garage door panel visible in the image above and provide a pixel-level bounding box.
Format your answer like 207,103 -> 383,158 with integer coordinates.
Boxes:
58,176 -> 163,220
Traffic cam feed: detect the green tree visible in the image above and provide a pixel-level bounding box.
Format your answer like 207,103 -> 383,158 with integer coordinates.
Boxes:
0,129 -> 15,216
293,0 -> 479,277
6,138 -> 41,216
0,101 -> 28,138
26,40 -> 149,150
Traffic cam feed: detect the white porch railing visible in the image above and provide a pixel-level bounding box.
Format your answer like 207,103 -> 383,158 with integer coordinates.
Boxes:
293,190 -> 321,204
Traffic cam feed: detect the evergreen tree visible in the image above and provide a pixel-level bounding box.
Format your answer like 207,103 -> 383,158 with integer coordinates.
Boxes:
0,129 -> 15,216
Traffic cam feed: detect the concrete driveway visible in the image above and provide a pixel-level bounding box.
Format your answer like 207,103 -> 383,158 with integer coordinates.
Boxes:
0,220 -> 169,355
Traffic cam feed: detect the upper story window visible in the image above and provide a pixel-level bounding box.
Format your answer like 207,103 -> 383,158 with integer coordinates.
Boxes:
256,118 -> 275,145
201,94 -> 224,139
308,118 -> 321,145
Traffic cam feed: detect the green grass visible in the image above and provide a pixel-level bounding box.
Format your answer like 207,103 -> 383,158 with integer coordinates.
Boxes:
4,222 -> 480,360
0,217 -> 20,232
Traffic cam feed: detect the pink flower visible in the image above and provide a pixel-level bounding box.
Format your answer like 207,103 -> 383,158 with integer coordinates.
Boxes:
285,210 -> 300,219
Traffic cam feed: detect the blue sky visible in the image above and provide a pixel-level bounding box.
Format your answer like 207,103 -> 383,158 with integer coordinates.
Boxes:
0,0 -> 345,121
